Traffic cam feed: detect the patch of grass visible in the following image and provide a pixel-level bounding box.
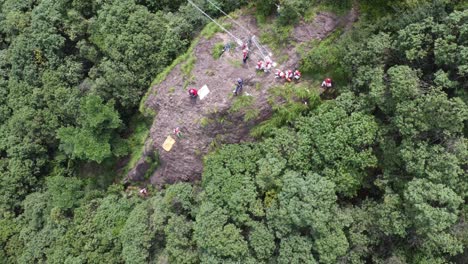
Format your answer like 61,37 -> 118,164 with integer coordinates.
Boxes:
228,9 -> 242,19
200,22 -> 221,39
255,82 -> 262,91
229,94 -> 261,122
251,83 -> 321,138
122,114 -> 153,175
199,117 -> 213,127
200,20 -> 232,39
244,108 -> 260,122
260,25 -> 293,53
230,95 -> 255,113
181,54 -> 196,77
212,42 -> 225,60
224,22 -> 233,31
304,7 -> 319,22
168,87 -> 175,94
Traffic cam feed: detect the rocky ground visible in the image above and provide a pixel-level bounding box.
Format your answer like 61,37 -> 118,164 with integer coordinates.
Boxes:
125,8 -> 358,187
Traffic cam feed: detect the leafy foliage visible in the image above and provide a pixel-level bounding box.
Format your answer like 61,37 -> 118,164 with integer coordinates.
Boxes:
1,1 -> 467,263
57,95 -> 122,163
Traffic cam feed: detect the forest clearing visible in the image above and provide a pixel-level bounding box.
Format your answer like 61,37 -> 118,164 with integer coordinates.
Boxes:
0,1 -> 466,263
126,7 -> 358,187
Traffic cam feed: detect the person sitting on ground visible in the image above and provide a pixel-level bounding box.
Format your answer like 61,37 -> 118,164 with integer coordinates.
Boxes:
286,70 -> 293,82
274,69 -> 281,78
264,60 -> 272,72
174,127 -> 182,138
188,88 -> 198,98
294,69 -> 301,80
256,60 -> 264,71
222,43 -> 231,54
275,69 -> 285,79
139,188 -> 148,197
321,78 -> 332,88
234,78 -> 243,96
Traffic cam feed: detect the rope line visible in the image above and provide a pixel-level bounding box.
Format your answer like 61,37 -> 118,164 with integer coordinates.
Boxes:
205,0 -> 252,36
187,0 -> 242,44
188,0 -> 273,63
251,36 -> 268,61
203,0 -> 270,61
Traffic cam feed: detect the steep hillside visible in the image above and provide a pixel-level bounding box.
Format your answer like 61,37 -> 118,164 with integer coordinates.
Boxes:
126,8 -> 358,186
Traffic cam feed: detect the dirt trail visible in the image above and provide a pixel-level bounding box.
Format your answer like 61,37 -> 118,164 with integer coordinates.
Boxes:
126,8 -> 358,187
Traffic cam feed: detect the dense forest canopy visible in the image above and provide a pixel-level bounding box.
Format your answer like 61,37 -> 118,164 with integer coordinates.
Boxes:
0,0 -> 467,263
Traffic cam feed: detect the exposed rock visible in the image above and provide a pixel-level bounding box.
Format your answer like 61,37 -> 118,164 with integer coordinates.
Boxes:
126,10 -> 358,187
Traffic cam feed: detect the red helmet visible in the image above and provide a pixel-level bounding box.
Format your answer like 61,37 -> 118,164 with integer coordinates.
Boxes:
326,78 -> 332,83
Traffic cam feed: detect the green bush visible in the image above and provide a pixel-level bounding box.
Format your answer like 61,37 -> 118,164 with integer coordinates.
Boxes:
212,43 -> 225,59
251,84 -> 321,138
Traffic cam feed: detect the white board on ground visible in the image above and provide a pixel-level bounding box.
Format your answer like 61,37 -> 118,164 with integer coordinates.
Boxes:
198,85 -> 210,100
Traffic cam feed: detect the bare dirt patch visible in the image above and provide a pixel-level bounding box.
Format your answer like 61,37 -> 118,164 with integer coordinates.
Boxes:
294,6 -> 359,42
125,9 -> 358,187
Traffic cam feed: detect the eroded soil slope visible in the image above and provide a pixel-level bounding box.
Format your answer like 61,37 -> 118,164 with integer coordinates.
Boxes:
126,9 -> 358,186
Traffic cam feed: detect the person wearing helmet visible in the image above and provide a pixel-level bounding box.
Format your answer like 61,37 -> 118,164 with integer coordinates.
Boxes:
321,78 -> 332,88
286,70 -> 293,82
256,60 -> 264,71
275,69 -> 285,79
294,69 -> 301,80
264,60 -> 272,72
275,69 -> 281,78
241,41 -> 247,50
188,88 -> 198,98
242,47 -> 249,64
174,127 -> 182,138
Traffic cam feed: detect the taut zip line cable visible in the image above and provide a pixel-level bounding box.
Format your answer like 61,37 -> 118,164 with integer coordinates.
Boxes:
187,0 -> 273,63
205,0 -> 252,36
204,0 -> 271,60
187,0 -> 242,45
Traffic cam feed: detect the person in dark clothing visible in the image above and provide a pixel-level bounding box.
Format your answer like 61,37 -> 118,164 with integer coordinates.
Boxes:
234,78 -> 243,96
